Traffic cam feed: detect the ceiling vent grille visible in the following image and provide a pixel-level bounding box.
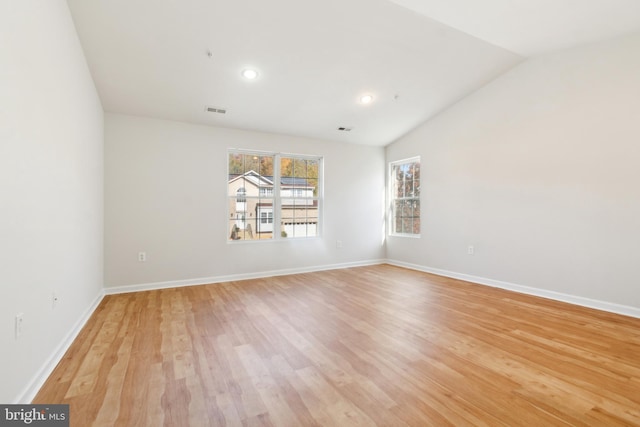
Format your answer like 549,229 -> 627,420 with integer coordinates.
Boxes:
337,127 -> 352,132
205,106 -> 227,114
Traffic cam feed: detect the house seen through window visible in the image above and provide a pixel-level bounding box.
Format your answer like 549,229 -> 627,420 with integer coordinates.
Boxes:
390,157 -> 420,236
228,151 -> 322,241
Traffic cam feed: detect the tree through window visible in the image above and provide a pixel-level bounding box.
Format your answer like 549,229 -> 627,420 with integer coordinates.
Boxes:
390,157 -> 420,236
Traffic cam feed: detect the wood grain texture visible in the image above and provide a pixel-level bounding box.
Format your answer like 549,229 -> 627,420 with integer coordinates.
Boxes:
34,265 -> 640,426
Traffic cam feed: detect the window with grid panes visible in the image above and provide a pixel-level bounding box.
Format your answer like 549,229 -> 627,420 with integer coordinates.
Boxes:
390,157 -> 420,236
228,150 -> 322,241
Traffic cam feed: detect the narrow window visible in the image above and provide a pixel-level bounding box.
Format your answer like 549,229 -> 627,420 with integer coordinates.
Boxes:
390,157 -> 420,236
280,156 -> 321,238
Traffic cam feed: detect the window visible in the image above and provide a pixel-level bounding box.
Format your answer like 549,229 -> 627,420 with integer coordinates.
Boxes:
236,187 -> 246,202
260,212 -> 273,224
390,157 -> 420,236
228,150 -> 322,241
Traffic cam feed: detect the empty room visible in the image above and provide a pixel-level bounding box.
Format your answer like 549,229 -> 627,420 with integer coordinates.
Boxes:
2,0 -> 640,425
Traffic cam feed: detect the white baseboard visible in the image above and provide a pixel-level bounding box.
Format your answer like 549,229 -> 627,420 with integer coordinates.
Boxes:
15,290 -> 105,404
17,260 -> 381,402
17,259 -> 638,403
386,259 -> 640,319
104,259 -> 386,295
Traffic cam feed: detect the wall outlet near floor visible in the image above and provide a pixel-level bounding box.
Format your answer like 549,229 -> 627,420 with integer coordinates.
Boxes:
138,251 -> 147,262
467,245 -> 474,255
336,240 -> 343,249
15,313 -> 24,339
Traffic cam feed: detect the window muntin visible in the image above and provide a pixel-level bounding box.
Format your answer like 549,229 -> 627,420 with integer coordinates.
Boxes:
228,151 -> 321,241
390,157 -> 420,236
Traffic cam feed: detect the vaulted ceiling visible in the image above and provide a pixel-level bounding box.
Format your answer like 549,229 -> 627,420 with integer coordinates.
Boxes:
67,0 -> 640,146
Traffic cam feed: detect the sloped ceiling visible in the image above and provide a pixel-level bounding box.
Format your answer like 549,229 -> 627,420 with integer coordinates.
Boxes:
389,0 -> 640,56
66,0 -> 640,146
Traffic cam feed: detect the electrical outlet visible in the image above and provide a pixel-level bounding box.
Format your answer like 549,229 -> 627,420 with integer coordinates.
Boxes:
467,245 -> 474,255
336,240 -> 343,249
15,313 -> 23,339
138,252 -> 147,262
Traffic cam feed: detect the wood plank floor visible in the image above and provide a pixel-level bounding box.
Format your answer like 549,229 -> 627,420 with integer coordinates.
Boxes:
34,264 -> 640,426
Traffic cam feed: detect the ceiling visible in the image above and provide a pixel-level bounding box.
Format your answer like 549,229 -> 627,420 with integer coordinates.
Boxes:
388,0 -> 640,56
66,0 -> 640,147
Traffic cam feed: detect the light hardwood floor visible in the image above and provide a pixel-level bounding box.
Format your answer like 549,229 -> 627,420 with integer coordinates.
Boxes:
34,264 -> 640,426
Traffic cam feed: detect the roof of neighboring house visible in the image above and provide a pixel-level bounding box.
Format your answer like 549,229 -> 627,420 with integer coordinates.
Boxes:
228,170 -> 274,187
257,200 -> 318,208
229,171 -> 313,188
281,177 -> 311,187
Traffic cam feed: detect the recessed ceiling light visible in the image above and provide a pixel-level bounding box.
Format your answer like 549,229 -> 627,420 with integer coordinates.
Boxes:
360,94 -> 373,104
242,68 -> 259,80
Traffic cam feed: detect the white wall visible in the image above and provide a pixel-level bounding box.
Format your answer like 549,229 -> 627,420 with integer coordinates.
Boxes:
105,114 -> 385,289
386,31 -> 640,313
0,0 -> 104,403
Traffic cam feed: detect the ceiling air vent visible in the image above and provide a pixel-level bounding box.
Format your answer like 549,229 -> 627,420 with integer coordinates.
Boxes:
205,106 -> 227,114
337,127 -> 352,132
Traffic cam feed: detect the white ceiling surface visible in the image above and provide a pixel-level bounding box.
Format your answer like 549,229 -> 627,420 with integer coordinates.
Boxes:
66,0 -> 640,147
388,0 -> 640,56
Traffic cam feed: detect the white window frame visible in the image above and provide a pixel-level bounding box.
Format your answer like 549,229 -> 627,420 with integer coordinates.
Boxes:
227,149 -> 323,243
389,156 -> 421,237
